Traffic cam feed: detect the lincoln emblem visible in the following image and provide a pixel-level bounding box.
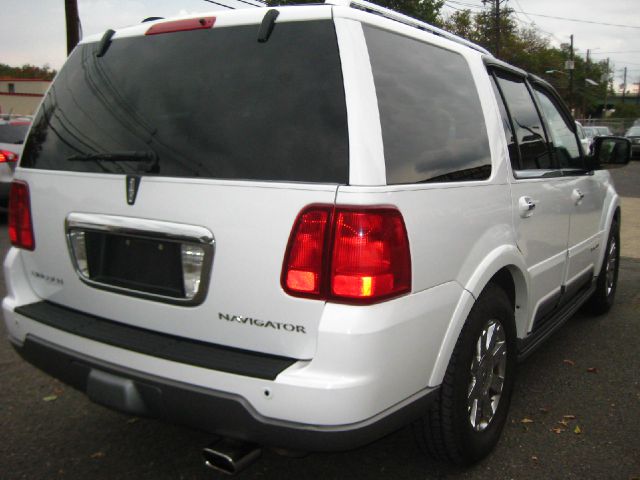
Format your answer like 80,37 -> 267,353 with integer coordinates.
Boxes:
126,175 -> 141,205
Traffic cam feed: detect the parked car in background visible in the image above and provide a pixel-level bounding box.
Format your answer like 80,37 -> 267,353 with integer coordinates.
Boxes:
626,126 -> 640,158
576,121 -> 591,153
583,126 -> 598,141
0,120 -> 31,210
595,126 -> 613,136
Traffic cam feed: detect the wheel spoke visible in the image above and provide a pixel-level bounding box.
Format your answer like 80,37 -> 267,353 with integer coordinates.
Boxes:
467,318 -> 508,432
490,373 -> 504,394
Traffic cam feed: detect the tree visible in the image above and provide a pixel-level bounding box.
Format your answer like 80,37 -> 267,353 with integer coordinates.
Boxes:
0,63 -> 57,80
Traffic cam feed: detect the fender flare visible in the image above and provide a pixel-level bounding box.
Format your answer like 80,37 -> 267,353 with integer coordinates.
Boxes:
428,245 -> 529,386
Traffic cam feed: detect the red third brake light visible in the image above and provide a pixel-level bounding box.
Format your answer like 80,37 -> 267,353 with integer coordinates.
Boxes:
145,17 -> 216,36
282,206 -> 411,304
8,181 -> 35,250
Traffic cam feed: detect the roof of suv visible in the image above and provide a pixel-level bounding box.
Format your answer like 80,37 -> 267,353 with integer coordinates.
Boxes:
79,0 -> 492,58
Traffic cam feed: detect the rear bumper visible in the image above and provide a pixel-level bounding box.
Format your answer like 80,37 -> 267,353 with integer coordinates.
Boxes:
12,334 -> 438,451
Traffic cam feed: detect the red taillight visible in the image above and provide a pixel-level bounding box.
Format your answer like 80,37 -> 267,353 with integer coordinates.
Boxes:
0,150 -> 18,163
282,206 -> 332,297
145,17 -> 216,35
282,206 -> 411,304
330,209 -> 411,301
8,181 -> 35,250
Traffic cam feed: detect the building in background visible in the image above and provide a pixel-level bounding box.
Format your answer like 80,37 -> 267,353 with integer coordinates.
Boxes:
0,78 -> 50,116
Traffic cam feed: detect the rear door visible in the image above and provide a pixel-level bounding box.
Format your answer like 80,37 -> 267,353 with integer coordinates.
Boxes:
532,85 -> 607,298
16,13 -> 348,359
491,71 -> 572,330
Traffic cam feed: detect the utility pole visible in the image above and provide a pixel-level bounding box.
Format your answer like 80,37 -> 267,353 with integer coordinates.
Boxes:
568,34 -> 574,111
495,0 -> 501,57
65,0 -> 81,55
603,58 -> 610,118
482,0 -> 504,57
622,66 -> 628,102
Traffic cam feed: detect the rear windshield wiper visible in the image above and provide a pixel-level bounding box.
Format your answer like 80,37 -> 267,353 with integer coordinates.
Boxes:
67,151 -> 157,162
67,151 -> 159,173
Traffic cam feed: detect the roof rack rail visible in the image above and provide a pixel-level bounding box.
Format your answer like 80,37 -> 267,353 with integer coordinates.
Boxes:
326,0 -> 491,56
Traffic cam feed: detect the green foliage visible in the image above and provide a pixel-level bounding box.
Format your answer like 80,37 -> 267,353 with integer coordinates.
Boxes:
0,63 -> 56,81
610,103 -> 640,120
443,7 -> 609,117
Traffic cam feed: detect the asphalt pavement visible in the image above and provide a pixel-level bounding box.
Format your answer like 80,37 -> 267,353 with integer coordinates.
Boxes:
1,164 -> 639,480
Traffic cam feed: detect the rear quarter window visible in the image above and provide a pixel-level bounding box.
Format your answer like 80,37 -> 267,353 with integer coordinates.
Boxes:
364,25 -> 491,184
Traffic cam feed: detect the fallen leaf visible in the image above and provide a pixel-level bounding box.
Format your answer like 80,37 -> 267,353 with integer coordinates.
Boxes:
587,367 -> 598,373
574,425 -> 582,434
558,419 -> 570,427
90,451 -> 106,459
42,395 -> 58,402
531,455 -> 539,462
563,359 -> 576,366
563,414 -> 576,420
127,418 -> 138,424
539,407 -> 549,414
521,418 -> 534,424
551,427 -> 564,434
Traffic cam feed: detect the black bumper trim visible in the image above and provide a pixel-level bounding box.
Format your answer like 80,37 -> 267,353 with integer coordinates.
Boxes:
14,335 -> 439,451
15,301 -> 295,380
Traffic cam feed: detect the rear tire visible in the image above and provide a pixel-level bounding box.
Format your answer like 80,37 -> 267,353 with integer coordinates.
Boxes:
414,283 -> 517,465
588,220 -> 620,315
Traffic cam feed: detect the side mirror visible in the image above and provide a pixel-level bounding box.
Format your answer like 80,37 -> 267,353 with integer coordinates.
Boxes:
589,136 -> 632,169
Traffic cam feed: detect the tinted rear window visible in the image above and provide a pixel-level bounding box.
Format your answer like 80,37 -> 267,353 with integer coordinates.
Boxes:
364,26 -> 491,184
0,124 -> 29,144
21,21 -> 349,184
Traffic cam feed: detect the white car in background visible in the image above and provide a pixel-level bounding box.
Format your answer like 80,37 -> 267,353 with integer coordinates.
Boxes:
575,121 -> 591,153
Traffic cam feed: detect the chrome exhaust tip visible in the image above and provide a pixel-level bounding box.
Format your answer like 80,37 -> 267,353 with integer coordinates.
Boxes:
203,438 -> 262,475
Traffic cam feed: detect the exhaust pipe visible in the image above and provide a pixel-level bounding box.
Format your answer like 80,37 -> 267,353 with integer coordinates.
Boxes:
203,438 -> 262,475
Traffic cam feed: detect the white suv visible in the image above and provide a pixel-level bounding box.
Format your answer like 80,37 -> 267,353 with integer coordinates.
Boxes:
2,0 -> 631,473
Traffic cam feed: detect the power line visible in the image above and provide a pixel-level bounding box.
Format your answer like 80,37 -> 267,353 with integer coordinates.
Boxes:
202,0 -> 235,9
510,10 -> 640,29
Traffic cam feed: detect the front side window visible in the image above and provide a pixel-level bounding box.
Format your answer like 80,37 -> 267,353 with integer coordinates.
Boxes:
494,72 -> 551,171
533,87 -> 583,170
364,26 -> 491,184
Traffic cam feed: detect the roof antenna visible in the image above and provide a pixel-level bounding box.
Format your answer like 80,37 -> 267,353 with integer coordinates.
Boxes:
257,9 -> 279,43
96,29 -> 116,57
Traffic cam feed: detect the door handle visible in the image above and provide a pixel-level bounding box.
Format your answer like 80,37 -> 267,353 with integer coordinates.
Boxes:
518,196 -> 537,218
572,189 -> 585,205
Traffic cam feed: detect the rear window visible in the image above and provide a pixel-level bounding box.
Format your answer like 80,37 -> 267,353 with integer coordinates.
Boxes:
0,124 -> 29,144
364,26 -> 491,184
21,20 -> 349,184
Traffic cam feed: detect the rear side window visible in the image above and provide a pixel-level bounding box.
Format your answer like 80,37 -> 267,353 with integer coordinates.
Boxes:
21,21 -> 348,184
494,73 -> 552,170
364,26 -> 491,184
533,87 -> 583,169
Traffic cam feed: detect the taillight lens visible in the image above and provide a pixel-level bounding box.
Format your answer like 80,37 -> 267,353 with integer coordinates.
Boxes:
282,206 -> 411,304
330,209 -> 411,301
8,181 -> 35,250
0,150 -> 19,163
282,206 -> 332,296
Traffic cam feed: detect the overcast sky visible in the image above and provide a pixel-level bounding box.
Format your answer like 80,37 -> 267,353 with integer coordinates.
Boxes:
2,0 -> 639,90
